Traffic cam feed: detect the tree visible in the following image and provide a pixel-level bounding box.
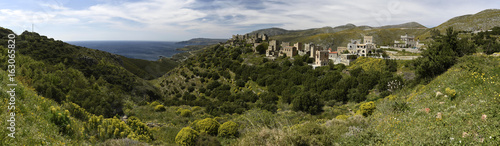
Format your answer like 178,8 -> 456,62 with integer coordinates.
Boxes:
415,27 -> 458,80
255,43 -> 268,54
292,92 -> 323,115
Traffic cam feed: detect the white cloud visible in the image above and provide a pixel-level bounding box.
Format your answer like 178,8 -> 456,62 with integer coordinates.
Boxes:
1,0 -> 499,41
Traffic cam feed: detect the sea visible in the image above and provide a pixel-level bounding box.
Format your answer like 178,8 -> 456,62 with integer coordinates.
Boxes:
67,41 -> 186,61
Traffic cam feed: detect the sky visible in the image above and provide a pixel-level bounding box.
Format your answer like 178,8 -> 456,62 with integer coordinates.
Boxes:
0,0 -> 498,41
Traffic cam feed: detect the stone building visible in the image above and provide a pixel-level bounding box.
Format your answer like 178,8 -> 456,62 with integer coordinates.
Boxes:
347,39 -> 361,54
300,43 -> 314,56
280,46 -> 297,57
266,40 -> 281,57
337,47 -> 348,54
355,43 -> 376,56
338,54 -> 358,66
394,33 -> 416,48
328,48 -> 338,60
315,49 -> 329,66
343,36 -> 376,57
294,42 -> 304,52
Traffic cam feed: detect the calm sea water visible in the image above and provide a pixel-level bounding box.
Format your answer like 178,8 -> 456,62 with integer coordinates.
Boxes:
67,41 -> 186,61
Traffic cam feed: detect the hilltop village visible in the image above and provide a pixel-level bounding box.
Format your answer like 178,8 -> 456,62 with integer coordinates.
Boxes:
227,33 -> 424,67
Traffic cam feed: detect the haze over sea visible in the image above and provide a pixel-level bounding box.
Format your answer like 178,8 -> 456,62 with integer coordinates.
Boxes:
68,41 -> 186,61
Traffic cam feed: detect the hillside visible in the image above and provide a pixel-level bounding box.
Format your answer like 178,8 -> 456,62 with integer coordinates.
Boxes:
251,22 -> 430,49
271,26 -> 429,49
376,22 -> 427,29
435,9 -> 500,31
0,28 -> 168,117
370,54 -> 500,145
176,38 -> 227,45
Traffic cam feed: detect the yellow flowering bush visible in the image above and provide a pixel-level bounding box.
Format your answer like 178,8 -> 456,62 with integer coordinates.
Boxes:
218,121 -> 239,138
127,116 -> 153,142
356,101 -> 376,117
444,87 -> 456,100
154,105 -> 166,112
180,109 -> 192,117
49,106 -> 72,135
150,101 -> 161,107
194,118 -> 220,136
335,114 -> 349,120
63,102 -> 91,121
175,127 -> 199,146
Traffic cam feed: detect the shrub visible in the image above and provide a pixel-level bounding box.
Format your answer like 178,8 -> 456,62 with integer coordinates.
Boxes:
357,101 -> 376,117
126,116 -> 153,142
154,105 -> 166,112
291,93 -> 324,115
195,132 -> 222,146
195,118 -> 220,136
187,86 -> 195,92
192,106 -> 202,111
175,108 -> 183,115
444,87 -> 456,100
175,127 -> 199,146
150,101 -> 161,107
49,106 -> 72,135
180,109 -> 192,117
391,101 -> 409,113
63,101 -> 90,121
335,114 -> 349,120
218,121 -> 239,138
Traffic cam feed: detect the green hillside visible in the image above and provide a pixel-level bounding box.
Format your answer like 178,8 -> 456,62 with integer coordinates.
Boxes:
0,28 -> 167,117
418,9 -> 500,40
271,27 -> 429,49
435,9 -> 500,31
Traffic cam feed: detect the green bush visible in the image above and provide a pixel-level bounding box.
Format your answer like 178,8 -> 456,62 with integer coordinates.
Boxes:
444,87 -> 456,100
175,127 -> 199,146
63,101 -> 90,121
194,118 -> 220,136
218,121 -> 239,138
49,106 -> 72,135
291,93 -> 324,115
180,109 -> 192,117
150,101 -> 161,107
192,106 -> 202,111
356,101 -> 376,117
154,105 -> 166,112
126,116 -> 153,142
335,115 -> 349,120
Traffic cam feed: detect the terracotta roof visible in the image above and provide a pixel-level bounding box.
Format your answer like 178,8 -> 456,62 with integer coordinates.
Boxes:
329,51 -> 337,54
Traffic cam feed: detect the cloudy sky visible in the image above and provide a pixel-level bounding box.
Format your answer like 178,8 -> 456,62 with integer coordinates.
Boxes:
0,0 -> 498,41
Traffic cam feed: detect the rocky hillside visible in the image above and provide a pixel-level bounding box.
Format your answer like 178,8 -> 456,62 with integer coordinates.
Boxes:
376,22 -> 427,29
434,9 -> 500,31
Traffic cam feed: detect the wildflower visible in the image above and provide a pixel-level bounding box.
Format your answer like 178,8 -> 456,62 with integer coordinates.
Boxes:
436,112 -> 442,121
481,114 -> 487,121
424,108 -> 430,113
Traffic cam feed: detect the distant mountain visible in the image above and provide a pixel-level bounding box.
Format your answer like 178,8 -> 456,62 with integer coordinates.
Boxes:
247,27 -> 291,36
254,22 -> 429,49
176,38 -> 227,45
434,9 -> 500,31
376,22 -> 427,29
248,24 -> 358,37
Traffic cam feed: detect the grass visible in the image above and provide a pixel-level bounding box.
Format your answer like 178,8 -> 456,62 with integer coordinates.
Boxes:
370,54 -> 500,145
0,70 -> 85,145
